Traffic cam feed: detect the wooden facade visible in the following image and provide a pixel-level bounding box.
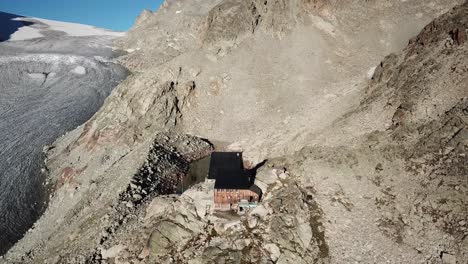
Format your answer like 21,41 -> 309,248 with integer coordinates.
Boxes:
214,188 -> 260,211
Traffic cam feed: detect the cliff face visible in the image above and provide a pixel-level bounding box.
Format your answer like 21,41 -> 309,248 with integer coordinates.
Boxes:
3,0 -> 467,263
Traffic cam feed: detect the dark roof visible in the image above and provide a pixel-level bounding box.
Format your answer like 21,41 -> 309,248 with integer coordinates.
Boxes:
208,152 -> 244,179
214,168 -> 252,189
208,152 -> 253,189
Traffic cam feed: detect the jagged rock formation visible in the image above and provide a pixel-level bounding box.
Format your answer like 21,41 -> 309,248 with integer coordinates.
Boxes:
3,0 -> 467,263
116,168 -> 329,264
3,133 -> 211,263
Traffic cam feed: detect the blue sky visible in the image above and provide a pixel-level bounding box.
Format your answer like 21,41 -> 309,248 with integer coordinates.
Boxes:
0,0 -> 164,31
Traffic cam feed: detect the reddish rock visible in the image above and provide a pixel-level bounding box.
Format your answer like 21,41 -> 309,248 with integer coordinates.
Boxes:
451,27 -> 466,45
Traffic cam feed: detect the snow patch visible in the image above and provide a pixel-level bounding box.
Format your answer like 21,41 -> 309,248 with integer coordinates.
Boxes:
72,66 -> 86,75
8,16 -> 125,41
33,17 -> 125,37
367,66 -> 377,79
9,26 -> 44,41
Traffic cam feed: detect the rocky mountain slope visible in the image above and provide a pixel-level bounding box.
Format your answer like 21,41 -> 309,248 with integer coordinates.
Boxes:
2,0 -> 467,263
